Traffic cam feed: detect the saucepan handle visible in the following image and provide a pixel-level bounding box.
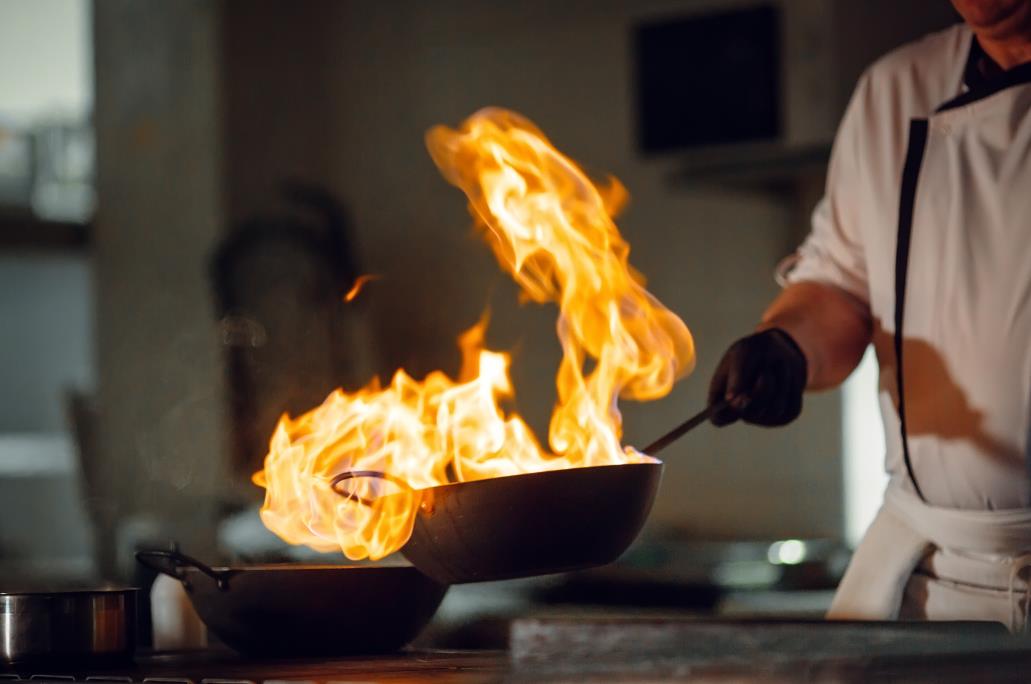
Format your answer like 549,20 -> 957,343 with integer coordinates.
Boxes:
330,470 -> 413,507
136,548 -> 232,591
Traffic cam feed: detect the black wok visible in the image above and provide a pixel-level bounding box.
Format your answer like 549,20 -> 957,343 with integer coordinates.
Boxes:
333,462 -> 663,585
136,550 -> 447,656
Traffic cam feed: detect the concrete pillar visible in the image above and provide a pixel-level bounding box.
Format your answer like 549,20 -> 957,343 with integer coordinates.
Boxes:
93,0 -> 225,576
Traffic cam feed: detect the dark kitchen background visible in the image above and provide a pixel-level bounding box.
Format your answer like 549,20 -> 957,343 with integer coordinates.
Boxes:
1,0 -> 957,645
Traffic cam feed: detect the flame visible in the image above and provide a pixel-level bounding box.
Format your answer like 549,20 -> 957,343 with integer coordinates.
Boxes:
254,108 -> 695,560
343,274 -> 380,303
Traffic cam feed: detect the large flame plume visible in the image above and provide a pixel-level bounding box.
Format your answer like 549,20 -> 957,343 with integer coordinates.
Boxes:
254,108 -> 695,560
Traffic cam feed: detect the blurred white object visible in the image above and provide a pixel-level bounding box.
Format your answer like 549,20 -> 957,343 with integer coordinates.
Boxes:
0,433 -> 74,476
842,346 -> 889,547
0,0 -> 92,122
0,118 -> 95,220
31,119 -> 95,222
0,123 -> 33,207
150,573 -> 207,650
0,0 -> 94,219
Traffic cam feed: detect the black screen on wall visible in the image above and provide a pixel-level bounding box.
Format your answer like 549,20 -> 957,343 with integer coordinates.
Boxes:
634,4 -> 781,153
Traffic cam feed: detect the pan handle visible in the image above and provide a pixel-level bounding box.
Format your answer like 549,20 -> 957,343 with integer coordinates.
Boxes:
330,470 -> 413,507
135,549 -> 232,591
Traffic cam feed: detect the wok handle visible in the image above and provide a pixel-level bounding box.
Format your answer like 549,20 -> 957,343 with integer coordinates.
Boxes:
641,398 -> 730,456
136,549 -> 231,591
330,469 -> 413,507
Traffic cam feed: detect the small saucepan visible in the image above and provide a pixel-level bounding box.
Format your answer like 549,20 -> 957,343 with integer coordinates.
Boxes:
1,587 -> 137,667
136,549 -> 447,656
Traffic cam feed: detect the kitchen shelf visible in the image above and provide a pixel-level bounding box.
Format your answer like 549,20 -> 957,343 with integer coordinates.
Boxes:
0,214 -> 90,250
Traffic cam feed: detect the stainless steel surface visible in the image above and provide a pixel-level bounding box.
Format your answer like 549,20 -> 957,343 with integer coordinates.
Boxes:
509,616 -> 1030,682
0,588 -> 137,664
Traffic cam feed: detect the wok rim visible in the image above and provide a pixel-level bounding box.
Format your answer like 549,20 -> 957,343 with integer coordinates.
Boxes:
0,587 -> 139,598
400,460 -> 664,583
418,460 -> 662,495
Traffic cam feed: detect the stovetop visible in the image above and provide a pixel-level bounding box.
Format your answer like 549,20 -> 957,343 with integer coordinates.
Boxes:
0,649 -> 505,683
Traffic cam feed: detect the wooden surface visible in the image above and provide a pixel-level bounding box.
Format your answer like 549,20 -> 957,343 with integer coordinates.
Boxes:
6,630 -> 1031,683
3,649 -> 507,682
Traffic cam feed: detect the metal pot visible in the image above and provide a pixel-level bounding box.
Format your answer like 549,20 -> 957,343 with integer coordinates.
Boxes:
0,588 -> 137,666
136,550 -> 448,656
333,462 -> 663,584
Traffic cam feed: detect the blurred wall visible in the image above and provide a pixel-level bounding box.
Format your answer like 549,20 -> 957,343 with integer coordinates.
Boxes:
329,0 -> 831,538
0,0 -> 97,581
223,0 -> 853,539
0,255 -> 94,432
0,0 -> 92,122
0,255 -> 95,580
93,0 -> 225,570
285,0 -> 952,539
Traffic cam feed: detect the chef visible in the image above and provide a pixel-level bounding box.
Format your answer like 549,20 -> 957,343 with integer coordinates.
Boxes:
707,0 -> 1031,631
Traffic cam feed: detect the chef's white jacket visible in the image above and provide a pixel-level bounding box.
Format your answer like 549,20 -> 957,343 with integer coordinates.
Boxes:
784,23 -> 1031,627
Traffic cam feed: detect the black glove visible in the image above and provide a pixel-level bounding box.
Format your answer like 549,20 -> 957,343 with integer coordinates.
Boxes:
707,328 -> 808,427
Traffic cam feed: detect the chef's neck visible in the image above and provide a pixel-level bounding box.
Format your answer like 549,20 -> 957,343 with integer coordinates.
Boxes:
977,31 -> 1031,70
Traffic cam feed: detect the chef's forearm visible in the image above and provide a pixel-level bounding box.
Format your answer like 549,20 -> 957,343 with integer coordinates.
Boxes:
757,281 -> 872,391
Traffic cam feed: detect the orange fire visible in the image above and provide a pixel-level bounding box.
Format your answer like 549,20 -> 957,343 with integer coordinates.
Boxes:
343,274 -> 380,303
254,108 -> 695,560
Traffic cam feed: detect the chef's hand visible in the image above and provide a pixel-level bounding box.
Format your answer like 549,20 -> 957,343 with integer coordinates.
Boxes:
708,328 -> 808,427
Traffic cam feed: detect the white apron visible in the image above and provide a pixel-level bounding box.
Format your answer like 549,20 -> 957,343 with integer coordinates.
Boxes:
785,25 -> 1031,627
829,486 -> 1031,630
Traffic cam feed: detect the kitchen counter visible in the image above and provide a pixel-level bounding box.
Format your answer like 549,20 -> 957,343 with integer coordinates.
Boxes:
2,649 -> 506,683
510,616 -> 1031,682
7,618 -> 1031,682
